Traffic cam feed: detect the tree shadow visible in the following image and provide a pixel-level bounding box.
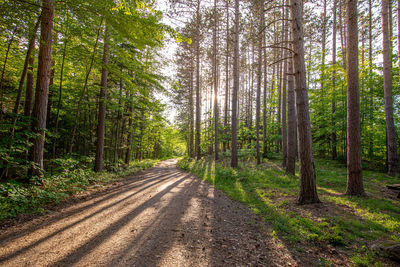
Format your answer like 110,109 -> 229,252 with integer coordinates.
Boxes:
1,160 -> 302,266
50,174 -> 190,266
0,165 -> 182,264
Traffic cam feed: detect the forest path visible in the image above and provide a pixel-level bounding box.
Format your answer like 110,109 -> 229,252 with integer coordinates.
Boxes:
0,159 -> 298,267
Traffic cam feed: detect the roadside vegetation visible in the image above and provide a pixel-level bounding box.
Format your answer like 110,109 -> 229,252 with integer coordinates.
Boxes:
179,150 -> 400,266
0,158 -> 158,221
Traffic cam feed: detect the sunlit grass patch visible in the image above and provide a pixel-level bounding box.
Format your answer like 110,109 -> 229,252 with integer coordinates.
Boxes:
178,151 -> 400,265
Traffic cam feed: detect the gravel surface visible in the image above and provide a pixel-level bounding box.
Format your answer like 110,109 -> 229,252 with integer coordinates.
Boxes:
0,159 -> 299,267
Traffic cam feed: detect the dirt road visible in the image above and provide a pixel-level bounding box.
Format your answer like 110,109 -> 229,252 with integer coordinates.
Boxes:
0,159 -> 298,267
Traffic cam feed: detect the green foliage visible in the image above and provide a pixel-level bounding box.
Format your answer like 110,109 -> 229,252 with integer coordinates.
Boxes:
0,0 -> 179,180
178,152 -> 400,264
0,115 -> 38,178
0,159 -> 157,220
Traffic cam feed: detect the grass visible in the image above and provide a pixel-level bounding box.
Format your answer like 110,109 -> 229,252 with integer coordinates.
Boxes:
0,159 -> 158,221
178,149 -> 400,266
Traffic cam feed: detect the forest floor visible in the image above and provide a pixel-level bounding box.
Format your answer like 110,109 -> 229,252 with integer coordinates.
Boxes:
1,158 -> 301,267
179,152 -> 400,266
0,158 -> 399,267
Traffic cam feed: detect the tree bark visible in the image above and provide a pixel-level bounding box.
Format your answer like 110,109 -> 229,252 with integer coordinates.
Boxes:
46,32 -> 57,129
189,57 -> 195,158
28,0 -> 55,179
256,0 -> 264,165
195,0 -> 202,160
382,0 -> 399,176
290,0 -> 320,204
69,18 -> 103,154
286,15 -> 296,175
52,17 -> 69,158
281,2 -> 289,167
223,0 -> 230,153
345,0 -> 365,195
397,0 -> 400,78
276,48 -> 282,154
24,52 -> 35,117
319,0 -> 327,156
231,0 -> 239,168
125,91 -> 133,165
13,16 -> 41,115
331,0 -> 338,160
262,18 -> 268,159
0,26 -> 18,121
213,0 -> 219,160
286,53 -> 296,175
94,27 -> 109,172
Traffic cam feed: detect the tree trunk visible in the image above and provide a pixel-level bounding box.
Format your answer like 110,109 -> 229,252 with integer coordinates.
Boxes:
331,0 -> 338,160
276,50 -> 282,154
290,0 -> 320,204
28,0 -> 55,179
114,76 -> 123,163
13,16 -> 41,115
223,0 -> 230,153
286,53 -> 296,175
345,0 -> 365,195
382,0 -> 399,176
24,52 -> 35,117
231,0 -> 239,168
52,17 -> 69,158
339,0 -> 347,71
262,19 -> 268,159
189,58 -> 195,158
46,32 -> 57,129
266,56 -> 276,157
195,0 -> 202,160
125,91 -> 133,165
281,2 -> 289,167
213,0 -> 219,160
0,26 -> 18,121
319,0 -> 327,156
69,18 -> 103,154
397,0 -> 400,78
94,27 -> 109,172
256,0 -> 264,165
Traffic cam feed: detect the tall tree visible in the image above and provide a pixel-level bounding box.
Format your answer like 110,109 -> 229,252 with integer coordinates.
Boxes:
223,0 -> 230,153
331,0 -> 338,160
256,0 -> 264,165
281,3 -> 289,167
52,15 -> 69,158
94,27 -> 109,172
195,0 -> 202,160
24,53 -> 35,117
29,0 -> 55,179
213,0 -> 219,160
290,0 -> 320,204
231,0 -> 239,168
382,0 -> 399,176
397,0 -> 400,78
13,15 -> 41,116
286,11 -> 296,175
262,19 -> 268,159
189,57 -> 195,158
0,26 -> 18,121
345,0 -> 365,195
69,19 -> 103,154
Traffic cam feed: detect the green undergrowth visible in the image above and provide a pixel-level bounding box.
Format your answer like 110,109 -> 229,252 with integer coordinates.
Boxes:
178,150 -> 400,266
0,158 -> 158,221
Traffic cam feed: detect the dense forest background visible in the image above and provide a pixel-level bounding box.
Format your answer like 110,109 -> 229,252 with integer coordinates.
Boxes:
171,0 -> 400,200
1,0 -> 399,198
0,0 -> 186,182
